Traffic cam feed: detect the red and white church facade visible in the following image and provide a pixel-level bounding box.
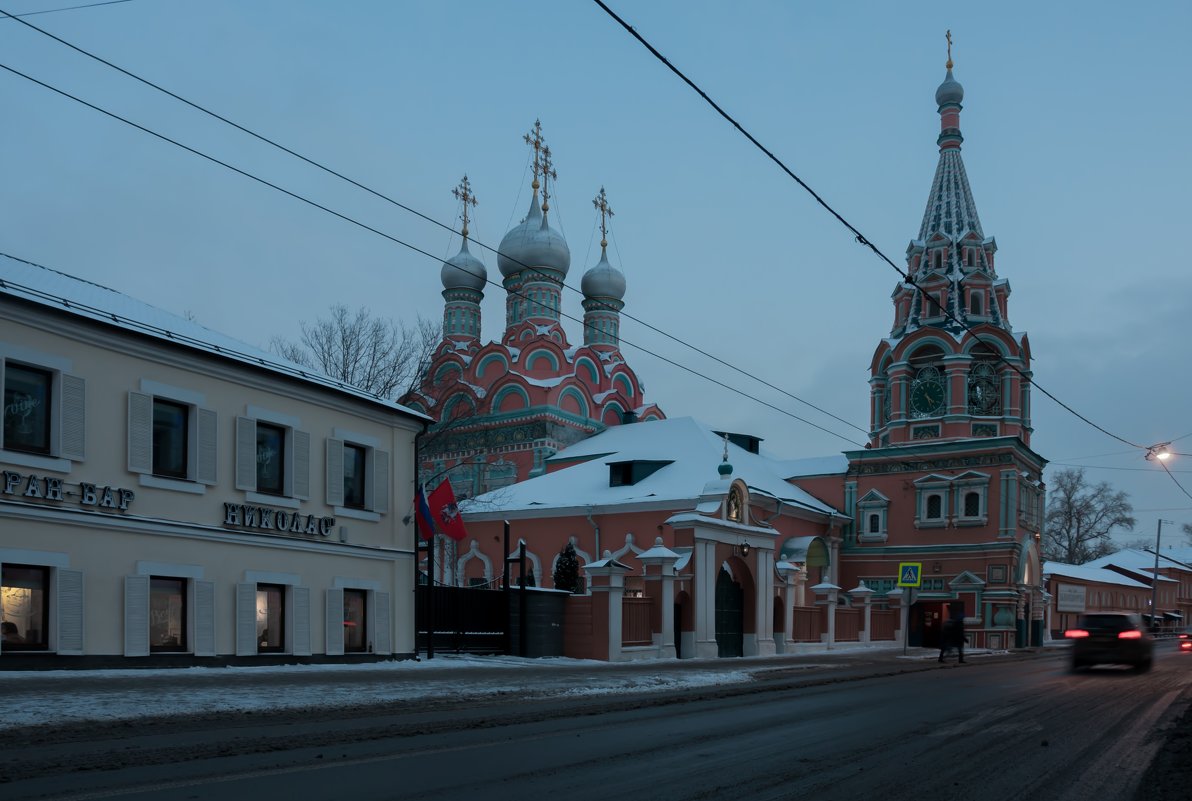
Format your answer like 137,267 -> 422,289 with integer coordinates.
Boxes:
430,53 -> 1048,659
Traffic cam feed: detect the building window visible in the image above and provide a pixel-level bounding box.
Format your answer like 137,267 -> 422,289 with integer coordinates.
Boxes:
344,444 -> 367,509
1,564 -> 49,651
925,494 -> 943,520
343,589 -> 367,653
3,363 -> 51,455
964,491 -> 981,517
969,291 -> 983,315
256,423 -> 285,496
152,399 -> 189,479
236,413 -> 310,501
256,583 -> 285,653
150,577 -> 187,652
868,513 -> 880,534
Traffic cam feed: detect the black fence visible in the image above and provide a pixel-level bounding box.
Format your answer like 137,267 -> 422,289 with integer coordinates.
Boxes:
416,584 -> 508,655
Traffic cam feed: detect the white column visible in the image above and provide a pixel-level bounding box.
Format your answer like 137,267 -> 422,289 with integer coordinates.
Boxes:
752,548 -> 776,657
694,539 -> 719,659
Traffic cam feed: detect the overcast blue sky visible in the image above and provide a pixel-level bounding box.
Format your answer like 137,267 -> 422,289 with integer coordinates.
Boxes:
2,1 -> 1189,544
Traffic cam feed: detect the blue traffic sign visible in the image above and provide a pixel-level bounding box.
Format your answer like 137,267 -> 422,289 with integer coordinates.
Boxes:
897,562 -> 922,587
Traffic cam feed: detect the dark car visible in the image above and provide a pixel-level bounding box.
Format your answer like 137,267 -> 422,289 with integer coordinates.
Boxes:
1065,612 -> 1154,672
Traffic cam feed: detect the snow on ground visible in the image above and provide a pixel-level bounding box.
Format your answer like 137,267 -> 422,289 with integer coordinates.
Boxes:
0,644 -> 1022,731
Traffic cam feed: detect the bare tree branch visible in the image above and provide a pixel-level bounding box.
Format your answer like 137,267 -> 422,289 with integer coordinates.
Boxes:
1042,467 -> 1136,564
271,305 -> 441,399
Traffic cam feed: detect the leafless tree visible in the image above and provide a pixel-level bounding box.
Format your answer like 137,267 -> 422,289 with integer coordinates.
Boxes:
1042,468 -> 1136,564
272,305 -> 440,399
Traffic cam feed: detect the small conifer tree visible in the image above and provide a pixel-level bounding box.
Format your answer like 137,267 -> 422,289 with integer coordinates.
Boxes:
553,542 -> 581,593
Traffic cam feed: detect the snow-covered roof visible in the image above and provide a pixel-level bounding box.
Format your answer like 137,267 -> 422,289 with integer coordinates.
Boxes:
774,454 -> 849,479
1,256 -> 429,419
1043,561 -> 1151,589
1083,548 -> 1190,577
462,416 -> 841,518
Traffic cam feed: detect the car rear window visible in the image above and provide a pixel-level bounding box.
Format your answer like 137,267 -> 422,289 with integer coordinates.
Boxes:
1079,614 -> 1139,632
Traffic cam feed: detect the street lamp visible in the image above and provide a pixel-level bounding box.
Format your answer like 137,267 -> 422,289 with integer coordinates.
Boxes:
1146,443 -> 1172,462
1150,518 -> 1175,632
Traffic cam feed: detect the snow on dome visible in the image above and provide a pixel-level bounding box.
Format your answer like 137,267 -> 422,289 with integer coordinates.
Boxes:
497,196 -> 571,279
441,239 -> 487,292
581,248 -> 626,301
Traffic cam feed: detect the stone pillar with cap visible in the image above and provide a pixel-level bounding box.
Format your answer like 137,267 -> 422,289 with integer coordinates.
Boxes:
583,550 -> 633,661
811,582 -> 841,649
849,582 -> 875,643
638,537 -> 681,658
775,560 -> 798,654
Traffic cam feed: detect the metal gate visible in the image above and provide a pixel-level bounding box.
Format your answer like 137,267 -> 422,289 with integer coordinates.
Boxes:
416,584 -> 508,655
715,568 -> 744,658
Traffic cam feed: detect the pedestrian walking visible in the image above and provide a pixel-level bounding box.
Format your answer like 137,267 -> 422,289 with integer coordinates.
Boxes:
938,609 -> 967,663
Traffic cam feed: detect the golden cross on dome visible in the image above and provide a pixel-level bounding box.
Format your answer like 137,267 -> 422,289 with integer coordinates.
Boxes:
523,119 -> 544,191
540,144 -> 558,213
592,187 -> 614,248
451,175 -> 478,239
946,30 -> 953,69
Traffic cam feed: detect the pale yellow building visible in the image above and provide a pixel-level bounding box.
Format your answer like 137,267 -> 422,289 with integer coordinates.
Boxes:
1,258 -> 426,665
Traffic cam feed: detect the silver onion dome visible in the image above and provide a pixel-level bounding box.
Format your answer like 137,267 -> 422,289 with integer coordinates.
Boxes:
441,238 -> 487,292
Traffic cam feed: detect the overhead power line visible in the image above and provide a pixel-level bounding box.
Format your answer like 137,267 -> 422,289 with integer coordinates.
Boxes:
0,0 -> 133,18
0,63 -> 865,448
0,5 -> 868,439
590,0 -> 1158,457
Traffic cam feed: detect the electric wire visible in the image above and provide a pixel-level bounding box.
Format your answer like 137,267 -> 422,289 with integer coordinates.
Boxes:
0,0 -> 132,18
0,63 -> 864,447
0,6 -> 869,438
591,0 -> 1155,455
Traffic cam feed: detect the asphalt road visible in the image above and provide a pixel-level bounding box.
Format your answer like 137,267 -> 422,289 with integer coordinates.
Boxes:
3,644 -> 1190,801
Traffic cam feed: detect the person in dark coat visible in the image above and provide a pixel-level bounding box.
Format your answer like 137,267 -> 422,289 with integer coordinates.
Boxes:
938,610 -> 967,663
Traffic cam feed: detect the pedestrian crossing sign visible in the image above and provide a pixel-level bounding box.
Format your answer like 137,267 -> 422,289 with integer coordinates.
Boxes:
897,562 -> 922,587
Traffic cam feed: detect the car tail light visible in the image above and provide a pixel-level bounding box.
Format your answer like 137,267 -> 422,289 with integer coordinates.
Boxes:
1118,630 -> 1143,640
1181,641 -> 1192,651
1180,633 -> 1189,640
1065,629 -> 1089,638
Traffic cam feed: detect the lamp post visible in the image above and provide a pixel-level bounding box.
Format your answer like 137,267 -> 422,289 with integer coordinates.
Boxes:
1151,518 -> 1175,632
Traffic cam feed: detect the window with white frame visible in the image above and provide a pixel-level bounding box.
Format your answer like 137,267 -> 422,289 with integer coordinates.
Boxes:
235,408 -> 309,505
325,430 -> 390,519
953,472 -> 990,526
324,584 -> 392,656
910,479 -> 948,529
122,564 -> 215,657
127,382 -> 217,491
1,348 -> 85,469
235,576 -> 312,657
856,490 -> 890,543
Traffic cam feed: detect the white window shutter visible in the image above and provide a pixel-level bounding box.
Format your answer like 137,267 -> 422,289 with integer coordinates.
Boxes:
373,450 -> 390,514
123,575 -> 150,657
127,391 -> 153,474
60,373 -> 86,461
235,417 -> 256,491
325,438 -> 344,507
194,580 -> 216,656
292,430 -> 311,499
197,408 -> 218,485
235,583 -> 257,655
325,588 -> 345,656
372,591 -> 392,654
56,569 -> 85,654
292,586 -> 311,656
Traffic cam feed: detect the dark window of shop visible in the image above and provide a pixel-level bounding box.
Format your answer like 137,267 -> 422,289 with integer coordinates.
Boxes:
256,583 -> 285,653
255,423 -> 285,496
1,564 -> 50,651
150,576 -> 187,652
343,589 -> 367,653
3,363 -> 52,455
344,444 -> 367,509
152,399 -> 189,479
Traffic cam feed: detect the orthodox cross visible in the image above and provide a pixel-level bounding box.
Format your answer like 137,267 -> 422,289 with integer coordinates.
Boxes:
451,175 -> 478,239
540,144 -> 558,213
524,119 -> 544,191
592,187 -> 614,248
946,30 -> 953,69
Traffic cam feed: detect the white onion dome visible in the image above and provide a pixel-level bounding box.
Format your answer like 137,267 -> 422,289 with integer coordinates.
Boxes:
935,67 -> 964,106
497,195 -> 571,279
441,238 -> 487,292
581,247 -> 626,301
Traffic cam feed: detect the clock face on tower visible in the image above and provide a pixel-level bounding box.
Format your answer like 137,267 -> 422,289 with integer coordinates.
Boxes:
910,366 -> 945,418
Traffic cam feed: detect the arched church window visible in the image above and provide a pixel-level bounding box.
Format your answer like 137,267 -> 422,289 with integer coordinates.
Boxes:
968,348 -> 1001,415
964,491 -> 981,517
868,513 -> 880,534
969,291 -> 983,316
926,494 -> 943,520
